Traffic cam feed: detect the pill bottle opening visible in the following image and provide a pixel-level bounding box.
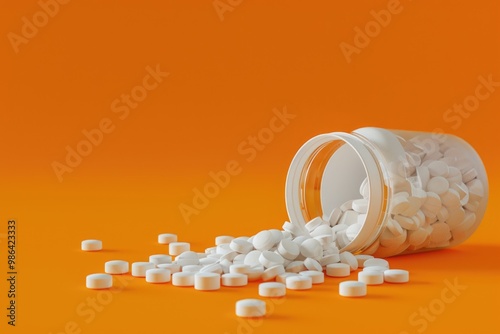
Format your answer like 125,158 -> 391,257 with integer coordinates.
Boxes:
285,132 -> 387,254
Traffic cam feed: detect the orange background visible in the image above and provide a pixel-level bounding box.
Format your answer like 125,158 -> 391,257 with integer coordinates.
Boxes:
1,0 -> 499,333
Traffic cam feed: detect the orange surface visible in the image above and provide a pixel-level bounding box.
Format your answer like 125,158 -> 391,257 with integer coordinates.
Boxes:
1,0 -> 499,333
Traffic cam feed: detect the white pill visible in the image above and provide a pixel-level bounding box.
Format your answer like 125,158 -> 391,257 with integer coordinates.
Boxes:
408,228 -> 429,246
394,215 -> 418,231
104,260 -> 129,274
304,258 -> 323,272
462,168 -> 478,183
362,268 -> 388,276
86,273 -> 112,289
339,281 -> 367,297
200,257 -> 218,266
172,272 -> 195,286
363,258 -> 389,269
81,239 -> 102,251
358,270 -> 383,285
149,254 -> 172,265
340,199 -> 354,211
230,238 -> 254,254
339,251 -> 358,271
320,254 -> 341,266
182,265 -> 202,273
354,255 -> 374,268
299,270 -> 324,284
194,272 -> 220,291
327,207 -> 343,226
230,264 -> 250,274
253,230 -> 275,251
300,238 -> 322,260
131,262 -> 155,277
427,176 -> 449,195
157,263 -> 181,273
247,267 -> 264,281
169,242 -> 190,256
441,189 -> 461,208
326,263 -> 350,277
416,166 -> 430,189
429,222 -> 451,244
262,265 -> 285,281
243,250 -> 262,267
384,269 -> 409,283
158,233 -> 177,244
259,282 -> 286,297
277,239 -> 300,260
222,273 -> 248,287
352,199 -> 369,213
216,244 -> 232,255
259,251 -> 284,268
286,275 -> 313,290
310,224 -> 333,237
346,223 -> 362,240
145,268 -> 171,283
215,235 -> 234,245
200,263 -> 223,274
305,217 -> 324,232
285,261 -> 306,273
386,219 -> 404,236
390,192 -> 410,215
428,161 -> 449,177
339,210 -> 359,226
235,299 -> 266,317
276,273 -> 299,283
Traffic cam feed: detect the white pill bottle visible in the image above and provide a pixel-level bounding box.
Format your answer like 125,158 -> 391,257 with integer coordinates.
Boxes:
285,127 -> 488,257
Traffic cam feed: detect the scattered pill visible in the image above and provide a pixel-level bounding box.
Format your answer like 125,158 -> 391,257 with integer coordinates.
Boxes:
169,242 -> 190,256
81,239 -> 102,251
354,255 -> 374,268
286,275 -> 312,290
259,282 -> 286,297
158,233 -> 177,244
363,258 -> 389,269
194,272 -> 220,291
235,299 -> 266,317
146,268 -> 171,283
339,281 -> 367,297
172,272 -> 195,286
157,263 -> 181,273
326,263 -> 351,277
222,273 -> 248,287
262,265 -> 285,281
384,269 -> 409,283
358,270 -> 383,285
149,254 -> 172,265
215,236 -> 234,245
131,262 -> 155,277
86,273 -> 112,289
104,260 -> 129,274
299,270 -> 324,284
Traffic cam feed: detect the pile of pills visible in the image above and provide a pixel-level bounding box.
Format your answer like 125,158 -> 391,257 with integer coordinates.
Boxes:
83,231 -> 409,317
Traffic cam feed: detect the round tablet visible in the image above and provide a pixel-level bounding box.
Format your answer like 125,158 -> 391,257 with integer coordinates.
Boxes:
252,230 -> 275,251
172,272 -> 195,286
146,268 -> 171,283
86,274 -> 112,289
339,252 -> 358,271
259,251 -> 284,268
300,238 -> 322,260
230,264 -> 251,274
181,265 -> 202,273
222,273 -> 248,287
215,235 -> 234,245
81,239 -> 102,251
230,239 -> 253,254
235,299 -> 266,318
286,275 -> 312,290
131,262 -> 155,277
262,265 -> 285,281
339,281 -> 367,297
194,272 -> 220,291
358,270 -> 383,285
304,258 -> 322,272
149,254 -> 172,265
384,269 -> 409,283
363,258 -> 389,269
158,233 -> 177,244
157,263 -> 181,273
277,239 -> 300,260
299,271 -> 325,284
276,273 -> 299,283
326,263 -> 350,277
169,242 -> 190,256
259,282 -> 286,297
354,255 -> 374,268
104,260 -> 129,274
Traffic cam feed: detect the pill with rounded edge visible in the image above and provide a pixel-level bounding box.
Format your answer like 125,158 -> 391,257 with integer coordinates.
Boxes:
149,254 -> 172,265
252,230 -> 275,251
172,272 -> 195,286
146,268 -> 171,283
326,263 -> 350,277
286,275 -> 312,290
354,255 -> 374,268
131,262 -> 155,277
86,274 -> 112,289
304,258 -> 322,272
277,239 -> 300,260
157,263 -> 181,273
81,239 -> 102,251
259,282 -> 286,297
230,238 -> 253,254
235,299 -> 266,317
262,265 -> 285,281
358,270 -> 383,285
194,272 -> 220,291
363,258 -> 389,269
339,251 -> 358,271
300,238 -> 322,260
299,270 -> 324,284
222,273 -> 248,287
339,281 -> 367,297
104,260 -> 129,274
384,269 -> 409,283
158,233 -> 177,244
215,235 -> 234,245
169,242 -> 190,256
276,273 -> 299,283
182,265 -> 202,272
259,251 -> 284,268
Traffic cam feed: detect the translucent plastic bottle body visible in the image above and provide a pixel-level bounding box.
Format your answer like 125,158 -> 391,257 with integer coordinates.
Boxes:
285,127 -> 488,257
